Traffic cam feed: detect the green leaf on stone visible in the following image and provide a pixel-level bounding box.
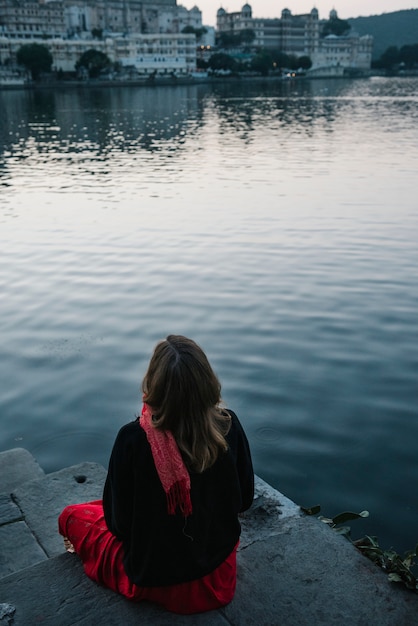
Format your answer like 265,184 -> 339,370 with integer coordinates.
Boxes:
334,526 -> 352,537
332,510 -> 369,525
388,573 -> 403,583
300,505 -> 321,516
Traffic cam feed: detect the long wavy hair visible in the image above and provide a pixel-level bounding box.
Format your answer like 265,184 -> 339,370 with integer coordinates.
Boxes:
142,335 -> 231,473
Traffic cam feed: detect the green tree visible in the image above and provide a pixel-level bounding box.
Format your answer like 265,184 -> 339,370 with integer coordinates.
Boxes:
322,17 -> 351,38
91,28 -> 103,40
75,49 -> 111,78
196,58 -> 209,70
182,25 -> 196,34
181,25 -> 207,42
286,55 -> 299,70
239,29 -> 255,46
208,52 -> 238,73
16,43 -> 52,80
271,50 -> 291,69
376,45 -> 400,70
216,29 -> 255,49
399,43 -> 418,68
251,50 -> 273,76
297,55 -> 312,70
216,31 -> 241,49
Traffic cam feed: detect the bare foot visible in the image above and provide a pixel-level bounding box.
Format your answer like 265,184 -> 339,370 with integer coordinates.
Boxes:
63,537 -> 75,553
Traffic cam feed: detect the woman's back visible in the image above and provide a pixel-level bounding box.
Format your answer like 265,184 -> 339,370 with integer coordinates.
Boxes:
103,409 -> 254,586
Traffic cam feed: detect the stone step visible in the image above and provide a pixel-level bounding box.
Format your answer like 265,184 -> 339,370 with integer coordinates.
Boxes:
1,448 -> 418,625
2,513 -> 418,626
12,461 -> 107,558
0,553 -> 228,625
0,449 -> 107,579
0,448 -> 45,494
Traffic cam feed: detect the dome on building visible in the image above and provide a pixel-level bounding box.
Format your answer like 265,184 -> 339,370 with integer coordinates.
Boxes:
281,8 -> 291,17
311,8 -> 319,16
217,7 -> 226,16
329,9 -> 338,19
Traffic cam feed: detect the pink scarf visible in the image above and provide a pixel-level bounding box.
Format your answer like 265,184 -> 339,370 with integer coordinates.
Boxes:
139,403 -> 192,517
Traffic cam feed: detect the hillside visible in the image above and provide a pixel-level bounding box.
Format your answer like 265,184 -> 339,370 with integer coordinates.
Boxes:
348,9 -> 418,60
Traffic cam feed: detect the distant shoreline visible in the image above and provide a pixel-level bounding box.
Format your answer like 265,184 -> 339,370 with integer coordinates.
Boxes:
1,70 -> 417,92
0,73 -> 365,92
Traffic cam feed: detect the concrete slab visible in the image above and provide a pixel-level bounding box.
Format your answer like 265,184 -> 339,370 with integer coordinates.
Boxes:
0,521 -> 47,579
254,475 -> 300,520
2,448 -> 418,625
0,495 -> 22,526
0,448 -> 44,494
12,462 -> 107,557
0,553 -> 229,626
2,514 -> 418,625
240,476 -> 301,549
225,516 -> 418,626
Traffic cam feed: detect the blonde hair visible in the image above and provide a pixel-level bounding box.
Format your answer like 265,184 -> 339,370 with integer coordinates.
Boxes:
142,335 -> 231,473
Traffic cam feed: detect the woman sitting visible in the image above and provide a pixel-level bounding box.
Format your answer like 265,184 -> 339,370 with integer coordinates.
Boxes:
59,334 -> 254,614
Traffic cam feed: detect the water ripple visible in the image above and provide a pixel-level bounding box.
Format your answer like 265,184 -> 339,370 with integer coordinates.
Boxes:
1,77 -> 418,553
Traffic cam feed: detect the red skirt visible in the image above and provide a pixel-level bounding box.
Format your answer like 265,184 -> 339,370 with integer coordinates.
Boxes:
58,501 -> 237,615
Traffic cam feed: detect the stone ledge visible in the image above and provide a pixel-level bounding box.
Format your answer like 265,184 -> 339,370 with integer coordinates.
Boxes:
225,517 -> 418,625
1,448 -> 418,625
0,495 -> 22,526
1,518 -> 418,626
0,553 -> 229,626
12,462 -> 107,557
0,521 -> 47,578
0,448 -> 44,494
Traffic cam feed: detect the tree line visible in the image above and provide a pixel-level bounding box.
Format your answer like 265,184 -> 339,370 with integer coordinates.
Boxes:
373,43 -> 418,70
12,42 -> 312,81
200,50 -> 312,76
13,43 -> 112,80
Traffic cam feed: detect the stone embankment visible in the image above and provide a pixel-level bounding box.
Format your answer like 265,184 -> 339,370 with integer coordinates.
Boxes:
0,447 -> 417,625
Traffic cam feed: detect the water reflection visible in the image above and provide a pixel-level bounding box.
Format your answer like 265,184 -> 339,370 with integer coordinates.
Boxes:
2,77 -> 417,169
0,85 -> 205,158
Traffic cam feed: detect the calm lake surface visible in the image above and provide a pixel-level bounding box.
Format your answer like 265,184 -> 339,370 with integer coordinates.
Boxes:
1,77 -> 417,553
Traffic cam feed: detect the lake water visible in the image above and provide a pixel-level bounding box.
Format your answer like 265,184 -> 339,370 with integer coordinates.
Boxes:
1,77 -> 417,554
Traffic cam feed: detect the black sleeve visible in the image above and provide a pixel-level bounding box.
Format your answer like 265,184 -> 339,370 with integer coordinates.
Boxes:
227,410 -> 255,512
103,423 -> 136,540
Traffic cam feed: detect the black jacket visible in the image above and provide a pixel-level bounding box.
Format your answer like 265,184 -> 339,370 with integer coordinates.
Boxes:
103,410 -> 254,587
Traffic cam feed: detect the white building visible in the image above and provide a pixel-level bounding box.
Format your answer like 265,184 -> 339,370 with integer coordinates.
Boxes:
312,32 -> 373,72
215,5 -> 373,71
279,8 -> 319,58
0,0 -> 202,39
68,0 -> 202,37
0,32 -> 197,74
113,33 -> 196,75
0,0 -> 66,39
217,4 -> 281,49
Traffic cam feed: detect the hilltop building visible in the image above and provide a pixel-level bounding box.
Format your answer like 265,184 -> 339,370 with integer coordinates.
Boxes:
64,0 -> 202,39
279,8 -> 320,58
0,0 -> 200,74
0,0 -> 202,39
0,0 -> 66,39
0,1 -> 373,77
216,4 -> 373,71
216,4 -> 281,49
